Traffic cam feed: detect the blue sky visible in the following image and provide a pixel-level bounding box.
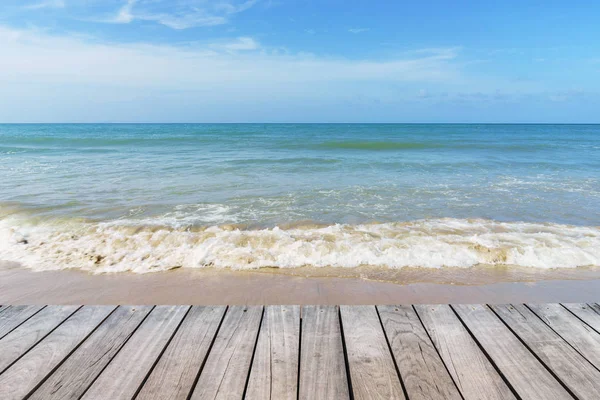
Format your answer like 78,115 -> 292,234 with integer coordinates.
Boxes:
1,0 -> 599,122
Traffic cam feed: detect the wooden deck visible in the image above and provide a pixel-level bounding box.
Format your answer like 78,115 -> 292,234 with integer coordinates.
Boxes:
1,305 -> 600,399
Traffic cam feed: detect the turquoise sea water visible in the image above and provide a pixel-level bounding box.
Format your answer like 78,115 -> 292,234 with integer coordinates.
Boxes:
1,124 -> 599,273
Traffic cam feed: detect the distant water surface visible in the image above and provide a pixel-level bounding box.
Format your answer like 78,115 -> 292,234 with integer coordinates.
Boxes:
1,124 -> 599,273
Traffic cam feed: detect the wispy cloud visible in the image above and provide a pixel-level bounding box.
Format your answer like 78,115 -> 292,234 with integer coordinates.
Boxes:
348,28 -> 369,34
0,25 -> 472,122
113,0 -> 136,23
23,0 -> 65,10
211,36 -> 260,52
214,0 -> 258,15
107,0 -> 258,29
0,25 -> 460,87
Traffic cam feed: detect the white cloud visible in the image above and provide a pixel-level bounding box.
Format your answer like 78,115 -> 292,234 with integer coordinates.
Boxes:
23,0 -> 65,10
0,26 -> 459,88
114,0 -> 136,23
134,12 -> 226,29
0,25 -> 467,122
107,0 -> 257,29
212,37 -> 260,52
348,28 -> 369,34
214,0 -> 258,14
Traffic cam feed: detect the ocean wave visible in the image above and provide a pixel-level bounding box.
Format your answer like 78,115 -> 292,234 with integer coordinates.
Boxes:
316,141 -> 436,150
1,216 -> 599,274
278,140 -> 557,152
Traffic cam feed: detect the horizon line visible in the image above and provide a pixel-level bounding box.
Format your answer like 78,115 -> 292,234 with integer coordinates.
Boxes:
1,122 -> 600,125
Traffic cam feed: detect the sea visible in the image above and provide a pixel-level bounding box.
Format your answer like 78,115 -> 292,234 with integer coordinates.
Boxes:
1,123 -> 599,273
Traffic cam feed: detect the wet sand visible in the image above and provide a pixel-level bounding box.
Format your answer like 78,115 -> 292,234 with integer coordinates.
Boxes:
2,264 -> 600,305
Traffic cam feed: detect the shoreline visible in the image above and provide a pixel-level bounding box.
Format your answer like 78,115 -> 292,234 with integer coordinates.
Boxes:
2,264 -> 600,305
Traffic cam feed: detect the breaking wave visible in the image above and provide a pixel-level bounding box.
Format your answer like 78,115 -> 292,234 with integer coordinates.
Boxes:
1,214 -> 599,274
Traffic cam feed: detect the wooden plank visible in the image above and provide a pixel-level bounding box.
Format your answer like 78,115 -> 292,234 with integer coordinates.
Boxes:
377,305 -> 462,400
136,306 -> 227,400
190,306 -> 263,399
415,304 -> 516,400
587,303 -> 600,315
562,303 -> 600,332
82,306 -> 190,400
453,304 -> 572,400
340,305 -> 405,400
0,305 -> 80,373
528,303 -> 600,370
0,305 -> 44,339
0,306 -> 115,400
29,305 -> 152,400
299,306 -> 350,400
492,304 -> 600,400
246,305 -> 300,400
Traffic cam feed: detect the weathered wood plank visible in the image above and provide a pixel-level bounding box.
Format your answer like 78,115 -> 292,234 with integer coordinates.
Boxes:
415,304 -> 516,400
527,303 -> 600,371
377,305 -> 462,400
0,305 -> 44,339
29,305 -> 152,400
340,305 -> 405,400
190,306 -> 263,399
82,306 -> 190,400
4,303 -> 600,399
588,303 -> 600,315
299,306 -> 350,400
0,305 -> 79,373
0,306 -> 115,400
136,306 -> 227,400
453,304 -> 572,400
562,303 -> 600,332
492,304 -> 600,400
246,305 -> 300,400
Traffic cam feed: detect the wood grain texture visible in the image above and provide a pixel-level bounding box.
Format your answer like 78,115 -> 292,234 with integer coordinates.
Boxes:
415,304 -> 516,400
4,303 -> 600,399
340,305 -> 405,400
0,305 -> 44,339
190,306 -> 263,400
587,303 -> 600,315
0,305 -> 79,373
492,304 -> 600,400
561,303 -> 600,333
246,305 -> 300,400
136,306 -> 227,400
29,305 -> 152,400
528,303 -> 600,370
82,306 -> 189,400
0,306 -> 115,400
453,304 -> 571,400
299,306 -> 350,400
377,305 -> 462,400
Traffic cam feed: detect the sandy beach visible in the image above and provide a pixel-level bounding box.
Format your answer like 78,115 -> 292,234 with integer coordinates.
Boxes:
2,263 -> 600,305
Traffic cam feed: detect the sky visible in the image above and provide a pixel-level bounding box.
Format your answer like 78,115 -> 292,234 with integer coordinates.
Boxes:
0,0 -> 599,123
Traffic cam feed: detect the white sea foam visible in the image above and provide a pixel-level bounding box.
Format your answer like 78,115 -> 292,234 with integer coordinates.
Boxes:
1,215 -> 600,274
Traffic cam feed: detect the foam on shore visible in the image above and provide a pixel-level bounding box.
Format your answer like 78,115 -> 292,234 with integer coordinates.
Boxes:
1,213 -> 599,274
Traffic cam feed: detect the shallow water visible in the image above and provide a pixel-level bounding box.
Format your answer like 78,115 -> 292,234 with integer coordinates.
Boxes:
1,123 -> 599,273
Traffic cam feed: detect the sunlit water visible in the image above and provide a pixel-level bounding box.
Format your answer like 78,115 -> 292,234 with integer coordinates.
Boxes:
1,123 -> 599,273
